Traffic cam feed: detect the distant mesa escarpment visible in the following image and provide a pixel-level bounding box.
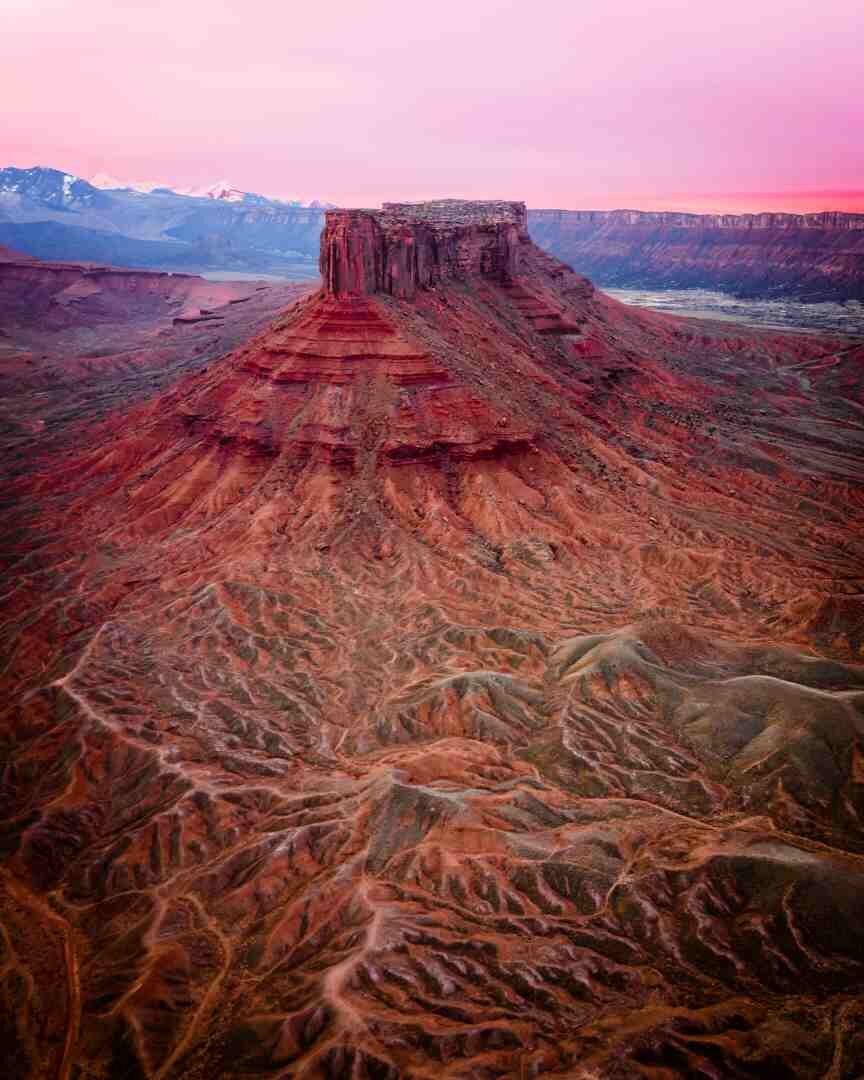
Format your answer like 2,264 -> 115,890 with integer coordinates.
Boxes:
0,242 -> 38,263
527,207 -> 864,301
534,208 -> 864,230
2,199 -> 864,1079
0,245 -> 276,336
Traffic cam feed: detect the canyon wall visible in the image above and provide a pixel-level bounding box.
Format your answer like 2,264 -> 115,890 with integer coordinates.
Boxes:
527,208 -> 864,300
0,247 -> 269,333
320,199 -> 528,298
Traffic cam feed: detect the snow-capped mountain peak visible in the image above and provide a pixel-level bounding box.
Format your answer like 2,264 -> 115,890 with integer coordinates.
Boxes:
88,171 -> 333,207
180,180 -> 245,202
89,172 -> 166,194
90,173 -> 246,202
0,166 -> 110,209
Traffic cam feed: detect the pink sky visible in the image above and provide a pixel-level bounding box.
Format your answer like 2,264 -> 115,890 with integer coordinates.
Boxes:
3,0 -> 863,212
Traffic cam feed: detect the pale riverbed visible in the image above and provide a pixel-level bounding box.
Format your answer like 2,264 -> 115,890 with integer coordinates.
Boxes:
605,287 -> 864,336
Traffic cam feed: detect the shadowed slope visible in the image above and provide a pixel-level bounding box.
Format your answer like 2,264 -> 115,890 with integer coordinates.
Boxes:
1,200 -> 864,1079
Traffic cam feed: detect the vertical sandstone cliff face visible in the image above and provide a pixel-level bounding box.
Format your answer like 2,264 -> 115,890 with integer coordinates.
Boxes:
319,209 -> 384,296
320,199 -> 528,298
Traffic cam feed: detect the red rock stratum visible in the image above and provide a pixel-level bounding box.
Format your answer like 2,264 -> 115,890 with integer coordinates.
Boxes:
2,200 -> 864,1079
528,208 -> 864,301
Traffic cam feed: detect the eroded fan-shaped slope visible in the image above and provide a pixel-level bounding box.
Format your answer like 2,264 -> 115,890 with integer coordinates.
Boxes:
2,200 -> 864,1079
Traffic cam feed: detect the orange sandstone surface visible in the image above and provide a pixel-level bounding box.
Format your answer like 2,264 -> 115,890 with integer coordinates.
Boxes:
1,201 -> 864,1079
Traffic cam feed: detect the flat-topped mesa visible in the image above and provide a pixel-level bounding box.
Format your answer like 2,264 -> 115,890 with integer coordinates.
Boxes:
320,199 -> 529,299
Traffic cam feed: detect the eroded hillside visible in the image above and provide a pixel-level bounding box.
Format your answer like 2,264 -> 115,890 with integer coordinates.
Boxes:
2,201 -> 864,1079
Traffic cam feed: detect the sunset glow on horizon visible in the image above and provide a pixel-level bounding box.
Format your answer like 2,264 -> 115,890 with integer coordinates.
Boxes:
3,0 -> 863,213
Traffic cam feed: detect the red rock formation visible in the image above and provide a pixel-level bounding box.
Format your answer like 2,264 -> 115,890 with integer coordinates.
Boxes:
2,201 -> 864,1079
528,207 -> 864,300
321,199 -> 527,298
0,242 -> 38,263
0,249 -> 269,334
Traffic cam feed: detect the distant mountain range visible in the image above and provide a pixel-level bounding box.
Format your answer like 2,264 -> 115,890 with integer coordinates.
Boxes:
88,171 -> 333,207
0,166 -> 329,277
2,166 -> 863,301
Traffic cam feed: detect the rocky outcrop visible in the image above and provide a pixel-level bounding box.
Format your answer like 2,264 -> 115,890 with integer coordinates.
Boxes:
0,250 -> 270,333
320,199 -> 528,298
528,208 -> 864,300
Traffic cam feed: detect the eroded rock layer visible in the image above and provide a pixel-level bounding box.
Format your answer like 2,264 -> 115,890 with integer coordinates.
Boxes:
320,201 -> 526,299
2,200 -> 864,1079
528,208 -> 864,301
0,246 -> 268,336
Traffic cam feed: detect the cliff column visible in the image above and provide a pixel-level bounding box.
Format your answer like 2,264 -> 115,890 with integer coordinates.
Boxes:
321,199 -> 529,300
